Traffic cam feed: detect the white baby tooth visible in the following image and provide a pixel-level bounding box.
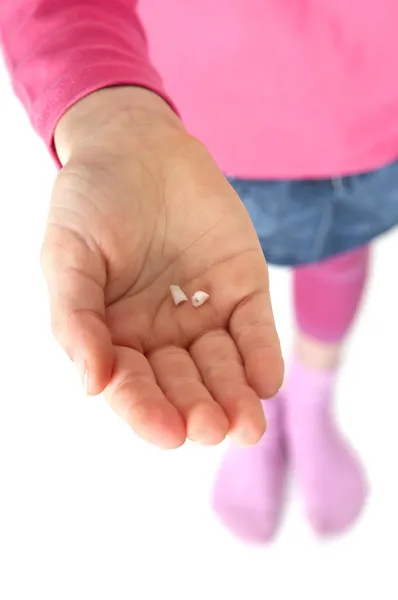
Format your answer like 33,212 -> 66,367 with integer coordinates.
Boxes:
170,285 -> 188,306
191,291 -> 210,307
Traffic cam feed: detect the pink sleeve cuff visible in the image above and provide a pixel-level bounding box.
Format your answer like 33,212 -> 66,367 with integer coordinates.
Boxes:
0,0 -> 176,167
29,63 -> 176,166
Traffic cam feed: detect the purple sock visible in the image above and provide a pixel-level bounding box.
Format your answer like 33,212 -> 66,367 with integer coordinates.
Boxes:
212,398 -> 287,543
285,357 -> 368,535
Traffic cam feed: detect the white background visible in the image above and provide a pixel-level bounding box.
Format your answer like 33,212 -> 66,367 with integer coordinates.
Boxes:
0,62 -> 397,600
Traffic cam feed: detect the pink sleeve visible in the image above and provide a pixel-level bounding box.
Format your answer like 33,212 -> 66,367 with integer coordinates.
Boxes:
0,0 -> 172,156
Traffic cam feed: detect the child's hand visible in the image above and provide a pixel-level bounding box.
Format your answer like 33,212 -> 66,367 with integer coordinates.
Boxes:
41,87 -> 283,448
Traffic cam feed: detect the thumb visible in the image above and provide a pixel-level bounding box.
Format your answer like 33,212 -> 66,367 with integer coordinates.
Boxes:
41,222 -> 114,395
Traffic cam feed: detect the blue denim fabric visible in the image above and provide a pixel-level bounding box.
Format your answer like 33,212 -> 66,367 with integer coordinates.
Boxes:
229,161 -> 398,266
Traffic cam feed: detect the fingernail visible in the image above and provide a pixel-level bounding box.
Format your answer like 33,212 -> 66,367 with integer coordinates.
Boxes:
75,358 -> 88,394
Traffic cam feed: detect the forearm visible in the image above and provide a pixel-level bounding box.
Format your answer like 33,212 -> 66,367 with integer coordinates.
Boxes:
0,0 -> 174,158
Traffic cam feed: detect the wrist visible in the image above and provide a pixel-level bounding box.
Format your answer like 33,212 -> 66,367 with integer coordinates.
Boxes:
54,86 -> 183,165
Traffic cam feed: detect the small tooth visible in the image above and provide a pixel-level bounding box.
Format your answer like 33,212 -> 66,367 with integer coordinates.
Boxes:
191,291 -> 210,307
170,285 -> 188,306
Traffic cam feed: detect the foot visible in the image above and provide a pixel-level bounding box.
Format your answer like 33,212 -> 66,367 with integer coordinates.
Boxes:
285,360 -> 368,536
212,397 -> 287,543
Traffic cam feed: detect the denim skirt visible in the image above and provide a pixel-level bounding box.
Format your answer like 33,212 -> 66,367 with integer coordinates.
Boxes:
229,161 -> 398,266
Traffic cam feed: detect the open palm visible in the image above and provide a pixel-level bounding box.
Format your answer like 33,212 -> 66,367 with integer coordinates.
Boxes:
42,131 -> 283,448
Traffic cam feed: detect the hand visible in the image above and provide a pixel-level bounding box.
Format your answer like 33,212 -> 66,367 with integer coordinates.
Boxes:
41,87 -> 284,448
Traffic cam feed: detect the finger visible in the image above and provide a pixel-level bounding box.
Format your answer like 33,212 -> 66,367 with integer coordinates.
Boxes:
230,291 -> 284,399
190,330 -> 266,446
149,346 -> 229,445
41,224 -> 113,395
105,346 -> 186,449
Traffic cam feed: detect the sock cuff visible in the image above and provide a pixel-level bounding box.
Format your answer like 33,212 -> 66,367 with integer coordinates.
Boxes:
285,354 -> 337,398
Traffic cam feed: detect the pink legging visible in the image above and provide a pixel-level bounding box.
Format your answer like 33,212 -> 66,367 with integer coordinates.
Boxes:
294,245 -> 370,343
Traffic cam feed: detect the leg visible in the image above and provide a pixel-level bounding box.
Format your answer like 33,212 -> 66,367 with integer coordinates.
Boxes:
286,245 -> 369,534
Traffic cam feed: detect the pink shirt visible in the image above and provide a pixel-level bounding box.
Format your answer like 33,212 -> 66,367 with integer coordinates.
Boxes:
1,0 -> 398,178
